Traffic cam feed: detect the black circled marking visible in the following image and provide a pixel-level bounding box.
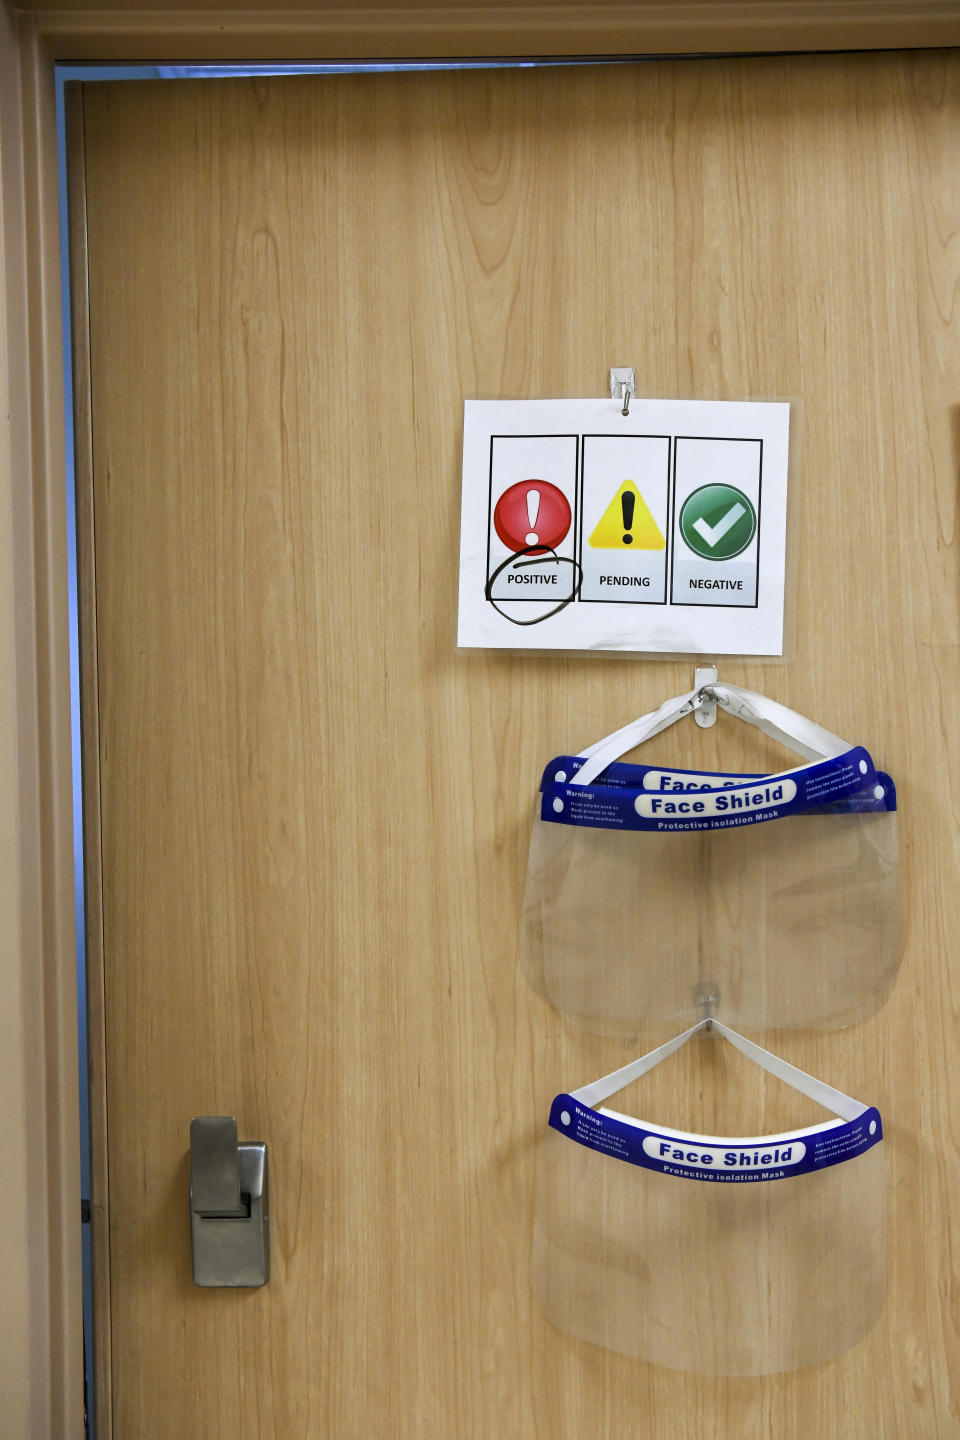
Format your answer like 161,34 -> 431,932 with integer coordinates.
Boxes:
484,545 -> 583,627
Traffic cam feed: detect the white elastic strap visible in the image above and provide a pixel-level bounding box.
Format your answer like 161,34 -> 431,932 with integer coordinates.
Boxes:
577,691 -> 699,762
572,689 -> 703,787
710,684 -> 850,763
571,684 -> 852,788
709,1020 -> 866,1121
571,1019 -> 708,1108
571,1018 -> 865,1122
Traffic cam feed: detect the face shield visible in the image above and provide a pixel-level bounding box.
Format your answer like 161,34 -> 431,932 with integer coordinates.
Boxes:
521,685 -> 899,1035
532,1019 -> 885,1375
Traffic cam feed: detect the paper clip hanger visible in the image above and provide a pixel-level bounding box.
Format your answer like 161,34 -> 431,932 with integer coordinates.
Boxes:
609,367 -> 635,417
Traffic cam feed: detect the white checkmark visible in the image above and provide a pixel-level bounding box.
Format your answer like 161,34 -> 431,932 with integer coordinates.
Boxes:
692,502 -> 746,548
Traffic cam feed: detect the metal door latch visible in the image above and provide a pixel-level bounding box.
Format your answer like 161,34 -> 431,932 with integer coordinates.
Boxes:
189,1116 -> 269,1287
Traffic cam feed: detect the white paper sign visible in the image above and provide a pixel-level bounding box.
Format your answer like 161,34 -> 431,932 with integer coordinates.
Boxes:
457,397 -> 790,654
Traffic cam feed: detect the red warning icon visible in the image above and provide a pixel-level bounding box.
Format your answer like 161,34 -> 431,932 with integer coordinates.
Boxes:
493,480 -> 571,554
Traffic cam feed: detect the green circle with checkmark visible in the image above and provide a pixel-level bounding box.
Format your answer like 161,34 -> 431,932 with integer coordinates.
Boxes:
679,484 -> 757,561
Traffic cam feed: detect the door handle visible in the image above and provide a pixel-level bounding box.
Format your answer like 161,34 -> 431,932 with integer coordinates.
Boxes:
189,1116 -> 269,1287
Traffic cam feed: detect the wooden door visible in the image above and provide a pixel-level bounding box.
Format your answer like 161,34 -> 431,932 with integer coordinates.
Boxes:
71,55 -> 960,1438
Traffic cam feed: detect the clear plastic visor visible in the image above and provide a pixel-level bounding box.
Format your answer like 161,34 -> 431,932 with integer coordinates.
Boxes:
532,1022 -> 885,1375
522,800 -> 898,1034
533,1128 -> 884,1375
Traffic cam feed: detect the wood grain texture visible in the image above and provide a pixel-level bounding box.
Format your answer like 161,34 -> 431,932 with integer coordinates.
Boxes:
78,54 -> 960,1438
20,1 -> 960,63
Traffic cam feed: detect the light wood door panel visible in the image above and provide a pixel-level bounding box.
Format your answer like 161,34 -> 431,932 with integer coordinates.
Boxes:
75,55 -> 960,1437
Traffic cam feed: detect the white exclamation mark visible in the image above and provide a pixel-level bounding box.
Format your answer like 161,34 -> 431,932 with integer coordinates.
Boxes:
525,488 -> 541,546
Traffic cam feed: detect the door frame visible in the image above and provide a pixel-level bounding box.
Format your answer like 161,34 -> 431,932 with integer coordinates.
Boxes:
3,3 -> 958,1436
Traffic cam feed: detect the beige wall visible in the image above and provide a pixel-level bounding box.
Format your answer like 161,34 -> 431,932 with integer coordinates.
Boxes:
0,5 -> 83,1436
10,0 -> 960,63
0,8 -> 35,1433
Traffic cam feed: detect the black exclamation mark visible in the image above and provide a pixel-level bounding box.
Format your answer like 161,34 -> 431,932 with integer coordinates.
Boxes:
621,490 -> 635,545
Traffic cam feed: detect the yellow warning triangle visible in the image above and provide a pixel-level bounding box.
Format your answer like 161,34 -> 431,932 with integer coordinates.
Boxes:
589,480 -> 665,550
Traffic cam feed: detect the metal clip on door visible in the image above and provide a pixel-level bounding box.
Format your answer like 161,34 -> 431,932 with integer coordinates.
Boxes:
694,664 -> 719,727
189,1116 -> 269,1287
609,366 -> 635,416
